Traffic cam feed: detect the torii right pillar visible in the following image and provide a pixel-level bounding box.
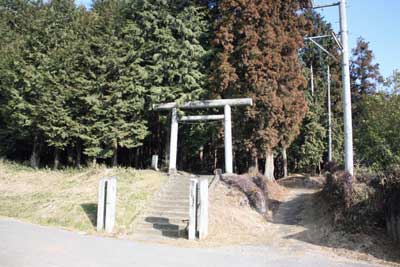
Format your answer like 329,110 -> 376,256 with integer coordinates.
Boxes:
224,105 -> 233,174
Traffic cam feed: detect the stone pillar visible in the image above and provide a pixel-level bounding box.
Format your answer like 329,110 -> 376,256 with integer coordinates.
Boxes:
151,155 -> 159,171
224,105 -> 233,173
169,108 -> 178,175
188,178 -> 198,240
97,177 -> 117,233
198,178 -> 208,239
97,179 -> 106,232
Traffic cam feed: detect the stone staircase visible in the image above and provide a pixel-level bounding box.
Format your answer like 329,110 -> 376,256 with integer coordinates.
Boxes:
133,173 -> 193,239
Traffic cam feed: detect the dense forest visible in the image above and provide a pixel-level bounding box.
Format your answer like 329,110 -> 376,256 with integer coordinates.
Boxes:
0,0 -> 398,179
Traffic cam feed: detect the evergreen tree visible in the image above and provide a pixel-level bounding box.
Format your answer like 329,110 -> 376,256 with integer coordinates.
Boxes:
356,92 -> 400,169
211,0 -> 309,179
351,37 -> 383,97
289,87 -> 326,174
35,0 -> 80,169
1,0 -> 51,167
385,69 -> 400,94
122,0 -> 211,167
350,37 -> 383,166
75,0 -> 148,166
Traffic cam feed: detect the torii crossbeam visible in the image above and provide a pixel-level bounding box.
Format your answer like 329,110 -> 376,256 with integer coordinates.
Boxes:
153,98 -> 253,174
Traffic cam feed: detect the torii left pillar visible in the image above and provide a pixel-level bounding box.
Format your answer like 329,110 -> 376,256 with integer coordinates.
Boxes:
169,108 -> 179,175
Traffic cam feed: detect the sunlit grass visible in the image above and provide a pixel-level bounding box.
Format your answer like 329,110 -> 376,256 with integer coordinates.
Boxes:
0,159 -> 167,234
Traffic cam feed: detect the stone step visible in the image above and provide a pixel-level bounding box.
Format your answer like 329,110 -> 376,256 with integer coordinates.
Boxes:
161,188 -> 190,193
161,183 -> 190,188
164,182 -> 191,186
136,221 -> 186,231
137,215 -> 189,225
155,200 -> 189,205
132,174 -> 206,239
155,196 -> 189,202
145,209 -> 188,218
156,196 -> 189,201
158,191 -> 189,198
166,179 -> 191,183
150,202 -> 189,208
164,178 -> 190,182
161,187 -> 188,191
148,205 -> 188,212
159,188 -> 189,192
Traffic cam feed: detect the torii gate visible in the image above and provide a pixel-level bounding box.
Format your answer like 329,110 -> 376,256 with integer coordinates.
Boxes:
153,98 -> 253,175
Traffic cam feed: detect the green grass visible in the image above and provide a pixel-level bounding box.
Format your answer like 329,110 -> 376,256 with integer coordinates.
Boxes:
0,159 -> 167,234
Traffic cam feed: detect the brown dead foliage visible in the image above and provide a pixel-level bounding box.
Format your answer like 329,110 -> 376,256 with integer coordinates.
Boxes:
220,172 -> 287,215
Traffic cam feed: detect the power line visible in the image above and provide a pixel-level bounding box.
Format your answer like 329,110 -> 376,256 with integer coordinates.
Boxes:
310,0 -> 354,176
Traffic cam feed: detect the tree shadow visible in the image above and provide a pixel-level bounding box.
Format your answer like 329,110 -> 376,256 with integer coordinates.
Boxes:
145,216 -> 187,238
81,203 -> 97,227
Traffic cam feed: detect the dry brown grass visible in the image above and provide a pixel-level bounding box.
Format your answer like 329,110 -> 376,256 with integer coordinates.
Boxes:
206,183 -> 272,245
0,160 -> 167,235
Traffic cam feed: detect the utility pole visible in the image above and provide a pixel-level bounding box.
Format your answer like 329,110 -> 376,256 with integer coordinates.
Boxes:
311,0 -> 354,175
327,66 -> 332,162
311,65 -> 315,97
339,0 -> 354,176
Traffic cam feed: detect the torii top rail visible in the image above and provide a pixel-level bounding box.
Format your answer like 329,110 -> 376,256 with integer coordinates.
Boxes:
154,98 -> 253,174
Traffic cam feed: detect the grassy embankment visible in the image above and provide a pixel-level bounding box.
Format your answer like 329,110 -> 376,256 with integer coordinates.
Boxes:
0,160 -> 167,234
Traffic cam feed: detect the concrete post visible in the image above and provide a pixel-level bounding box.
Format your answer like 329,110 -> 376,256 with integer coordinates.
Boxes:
224,105 -> 233,173
311,65 -> 314,97
327,66 -> 333,162
105,178 -> 117,233
198,178 -> 208,239
188,178 -> 198,240
151,155 -> 159,171
169,108 -> 179,175
96,179 -> 106,232
97,177 -> 117,233
339,0 -> 354,176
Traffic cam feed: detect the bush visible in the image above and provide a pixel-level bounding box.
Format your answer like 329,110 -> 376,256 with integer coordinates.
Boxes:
220,173 -> 269,214
322,168 -> 385,232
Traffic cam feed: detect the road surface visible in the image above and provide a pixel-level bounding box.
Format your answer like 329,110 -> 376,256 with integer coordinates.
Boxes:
0,218 -> 383,267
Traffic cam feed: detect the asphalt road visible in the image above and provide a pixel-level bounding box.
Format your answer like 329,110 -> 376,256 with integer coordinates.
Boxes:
0,218 -> 384,267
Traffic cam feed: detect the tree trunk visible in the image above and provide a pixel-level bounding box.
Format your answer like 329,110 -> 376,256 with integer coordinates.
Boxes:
213,148 -> 218,170
91,157 -> 97,168
112,142 -> 118,167
248,156 -> 259,173
30,135 -> 40,169
67,147 -> 74,166
264,151 -> 275,181
199,145 -> 204,171
318,161 -> 321,175
134,148 -> 139,168
128,149 -> 134,167
282,147 -> 288,178
76,143 -> 82,168
54,148 -> 60,170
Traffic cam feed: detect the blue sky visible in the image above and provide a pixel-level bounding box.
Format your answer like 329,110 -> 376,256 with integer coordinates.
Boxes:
75,0 -> 91,8
317,0 -> 400,78
75,0 -> 400,78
